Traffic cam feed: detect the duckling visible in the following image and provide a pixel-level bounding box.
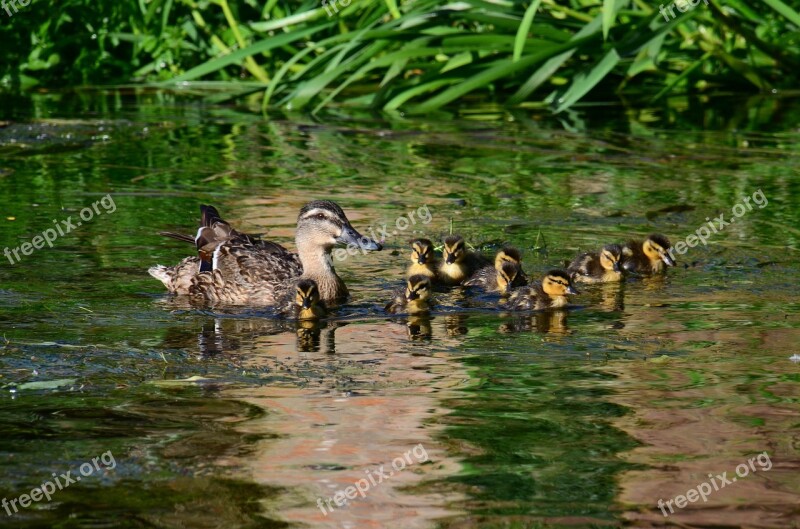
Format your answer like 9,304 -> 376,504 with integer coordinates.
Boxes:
567,243 -> 624,283
406,238 -> 438,279
149,201 -> 382,306
385,274 -> 433,314
503,269 -> 579,311
621,233 -> 675,274
283,279 -> 327,320
437,235 -> 487,285
464,247 -> 528,293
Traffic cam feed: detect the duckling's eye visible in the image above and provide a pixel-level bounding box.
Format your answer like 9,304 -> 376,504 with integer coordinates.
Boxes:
315,213 -> 326,220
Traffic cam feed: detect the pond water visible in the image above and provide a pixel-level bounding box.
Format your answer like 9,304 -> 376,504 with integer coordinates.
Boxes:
0,92 -> 798,528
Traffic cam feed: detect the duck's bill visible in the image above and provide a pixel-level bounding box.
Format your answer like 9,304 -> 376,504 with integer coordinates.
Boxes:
661,253 -> 676,266
612,262 -> 622,273
567,285 -> 580,295
337,225 -> 383,251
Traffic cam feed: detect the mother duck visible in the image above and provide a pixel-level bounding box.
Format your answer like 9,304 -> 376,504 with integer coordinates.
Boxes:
148,200 -> 382,305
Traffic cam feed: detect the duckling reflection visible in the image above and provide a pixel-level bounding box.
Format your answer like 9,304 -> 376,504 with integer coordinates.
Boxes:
444,313 -> 469,336
405,314 -> 432,340
499,310 -> 570,335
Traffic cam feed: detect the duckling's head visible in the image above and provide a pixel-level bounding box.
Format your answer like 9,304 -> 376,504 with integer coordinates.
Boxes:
296,200 -> 382,253
643,233 -> 676,267
443,235 -> 466,265
599,244 -> 623,272
542,269 -> 579,297
497,261 -> 522,294
494,247 -> 522,270
405,274 -> 432,302
410,238 -> 434,265
295,279 -> 323,316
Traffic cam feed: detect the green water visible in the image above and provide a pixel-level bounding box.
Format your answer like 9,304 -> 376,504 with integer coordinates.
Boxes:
1,92 -> 799,528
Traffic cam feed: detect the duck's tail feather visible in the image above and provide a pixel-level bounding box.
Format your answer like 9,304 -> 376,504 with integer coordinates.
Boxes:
159,231 -> 196,244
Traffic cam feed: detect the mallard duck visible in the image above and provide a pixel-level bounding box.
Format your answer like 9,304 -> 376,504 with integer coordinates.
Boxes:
464,247 -> 528,293
385,274 -> 433,314
148,201 -> 382,305
282,278 -> 326,320
621,233 -> 675,274
567,243 -> 624,283
503,269 -> 579,311
437,235 -> 487,285
406,238 -> 437,279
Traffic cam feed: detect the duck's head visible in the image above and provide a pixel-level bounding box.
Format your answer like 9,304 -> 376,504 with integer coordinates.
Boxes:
494,247 -> 522,270
642,233 -> 675,267
405,274 -> 432,302
443,235 -> 466,265
295,278 -> 324,316
296,200 -> 382,252
542,269 -> 579,297
599,243 -> 623,272
497,261 -> 522,294
410,238 -> 434,265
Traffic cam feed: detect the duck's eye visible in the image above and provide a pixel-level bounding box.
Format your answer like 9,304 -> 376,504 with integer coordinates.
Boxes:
315,213 -> 326,220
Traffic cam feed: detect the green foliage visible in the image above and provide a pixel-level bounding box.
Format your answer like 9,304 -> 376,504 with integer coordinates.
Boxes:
1,0 -> 799,111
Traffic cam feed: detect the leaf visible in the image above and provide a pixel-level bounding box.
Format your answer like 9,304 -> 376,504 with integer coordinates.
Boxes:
513,0 -> 542,62
761,0 -> 800,27
163,24 -> 332,83
554,48 -> 620,113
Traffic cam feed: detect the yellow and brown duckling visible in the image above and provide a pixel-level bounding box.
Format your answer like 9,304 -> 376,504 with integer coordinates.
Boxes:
503,269 -> 579,311
567,243 -> 624,283
621,233 -> 676,274
284,279 -> 327,320
385,274 -> 433,314
406,238 -> 438,279
437,235 -> 487,285
464,247 -> 528,293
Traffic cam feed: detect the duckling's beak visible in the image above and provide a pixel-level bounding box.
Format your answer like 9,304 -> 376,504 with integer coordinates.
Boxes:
417,256 -> 427,265
337,224 -> 382,251
444,253 -> 456,265
612,261 -> 622,273
301,296 -> 312,309
661,252 -> 676,267
567,285 -> 579,295
407,290 -> 420,301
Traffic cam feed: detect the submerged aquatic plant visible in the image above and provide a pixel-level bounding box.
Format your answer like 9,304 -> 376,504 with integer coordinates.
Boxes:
1,0 -> 798,112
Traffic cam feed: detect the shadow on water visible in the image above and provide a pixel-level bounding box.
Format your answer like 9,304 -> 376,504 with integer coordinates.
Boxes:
0,90 -> 799,528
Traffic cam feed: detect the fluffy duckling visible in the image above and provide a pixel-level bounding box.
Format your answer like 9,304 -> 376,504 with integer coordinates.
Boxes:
464,247 -> 528,293
568,243 -> 624,283
283,279 -> 327,320
504,270 -> 579,311
437,235 -> 487,285
406,238 -> 438,279
621,233 -> 676,274
385,274 -> 433,314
